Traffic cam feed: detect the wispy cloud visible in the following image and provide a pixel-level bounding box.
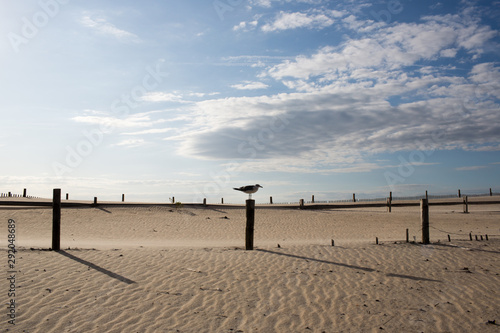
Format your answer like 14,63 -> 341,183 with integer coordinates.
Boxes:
455,166 -> 488,171
80,14 -> 140,42
261,10 -> 345,32
231,81 -> 269,90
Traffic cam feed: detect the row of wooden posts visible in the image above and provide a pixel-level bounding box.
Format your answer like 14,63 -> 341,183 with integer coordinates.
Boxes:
48,190 -> 488,251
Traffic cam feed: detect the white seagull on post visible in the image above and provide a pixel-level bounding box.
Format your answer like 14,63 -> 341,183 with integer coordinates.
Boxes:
233,184 -> 263,199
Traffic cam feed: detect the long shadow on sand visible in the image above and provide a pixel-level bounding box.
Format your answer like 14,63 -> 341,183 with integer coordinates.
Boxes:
58,250 -> 136,285
257,249 -> 375,272
257,249 -> 442,282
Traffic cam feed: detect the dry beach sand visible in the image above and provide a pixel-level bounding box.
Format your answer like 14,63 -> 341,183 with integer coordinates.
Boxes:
1,198 -> 499,332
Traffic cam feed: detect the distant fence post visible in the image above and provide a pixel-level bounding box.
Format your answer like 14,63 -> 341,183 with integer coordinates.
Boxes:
421,199 -> 430,244
8,192 -> 11,197
221,198 -> 224,204
425,190 -> 428,200
245,199 -> 255,250
458,189 -> 461,198
389,192 -> 392,202
93,197 -> 98,206
270,196 -> 273,204
490,188 -> 493,196
312,195 -> 315,203
463,196 -> 469,214
122,194 -> 125,202
203,198 -> 206,206
299,199 -> 304,208
66,193 -> 69,200
387,198 -> 392,213
52,189 -> 61,251
23,188 -> 27,198
352,193 -> 356,202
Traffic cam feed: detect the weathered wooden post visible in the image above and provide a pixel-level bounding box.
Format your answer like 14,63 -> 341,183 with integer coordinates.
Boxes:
299,199 -> 304,208
122,194 -> 125,202
270,196 -> 273,204
52,189 -> 61,251
8,192 -> 11,197
389,192 -> 392,202
23,188 -> 27,197
246,199 -> 255,250
406,228 -> 409,243
490,188 -> 493,196
352,193 -> 356,202
312,195 -> 315,203
221,198 -> 224,204
66,193 -> 69,200
421,199 -> 430,244
463,196 -> 469,214
203,198 -> 206,206
425,190 -> 428,200
458,189 -> 461,198
93,197 -> 98,206
387,198 -> 392,213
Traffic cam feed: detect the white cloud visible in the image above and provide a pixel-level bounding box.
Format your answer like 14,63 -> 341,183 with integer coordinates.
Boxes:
72,111 -> 166,129
80,15 -> 140,42
231,81 -> 269,90
113,138 -> 147,148
122,128 -> 173,135
455,166 -> 488,171
141,92 -> 186,103
262,10 -> 341,32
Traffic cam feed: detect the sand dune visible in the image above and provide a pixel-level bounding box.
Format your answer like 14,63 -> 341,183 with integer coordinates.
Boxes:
1,202 -> 499,332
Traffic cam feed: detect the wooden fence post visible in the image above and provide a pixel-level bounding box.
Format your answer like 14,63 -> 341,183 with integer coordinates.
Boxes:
66,193 -> 69,200
406,228 -> 409,243
122,194 -> 125,202
93,197 -> 97,206
312,195 -> 315,203
387,198 -> 392,213
246,199 -> 255,250
203,198 -> 206,206
52,189 -> 61,251
353,193 -> 356,202
221,198 -> 224,204
490,188 -> 493,196
458,189 -> 461,198
270,196 -> 273,204
425,190 -> 428,200
421,199 -> 430,244
23,189 -> 27,197
463,196 -> 469,213
299,199 -> 304,208
390,192 -> 392,202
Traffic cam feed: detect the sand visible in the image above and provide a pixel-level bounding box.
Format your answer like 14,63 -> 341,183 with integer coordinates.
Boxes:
1,200 -> 499,332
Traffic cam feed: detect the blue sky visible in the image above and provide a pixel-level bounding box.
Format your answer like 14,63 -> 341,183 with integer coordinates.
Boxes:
1,0 -> 499,203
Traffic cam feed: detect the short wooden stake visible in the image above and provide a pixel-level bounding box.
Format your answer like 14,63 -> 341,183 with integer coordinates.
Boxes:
122,194 -> 125,202
389,192 -> 392,201
52,189 -> 61,251
203,198 -> 206,206
387,198 -> 392,213
23,188 -> 27,197
448,235 -> 451,242
376,237 -> 379,245
425,190 -> 428,200
406,229 -> 409,243
245,199 -> 255,250
312,195 -> 315,203
353,193 -> 356,202
480,235 -> 484,241
66,193 -> 69,200
8,192 -> 11,197
485,234 -> 489,241
221,198 -> 224,204
463,196 -> 469,214
331,239 -> 335,247
299,199 -> 304,208
458,189 -> 461,198
270,196 -> 273,204
469,232 -> 472,241
490,188 -> 493,196
475,235 -> 478,241
93,197 -> 97,205
421,199 -> 430,244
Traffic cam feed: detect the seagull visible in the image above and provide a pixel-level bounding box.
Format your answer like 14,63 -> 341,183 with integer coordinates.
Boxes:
233,184 -> 263,199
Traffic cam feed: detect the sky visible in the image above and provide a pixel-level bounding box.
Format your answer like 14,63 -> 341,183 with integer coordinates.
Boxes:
1,0 -> 499,203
